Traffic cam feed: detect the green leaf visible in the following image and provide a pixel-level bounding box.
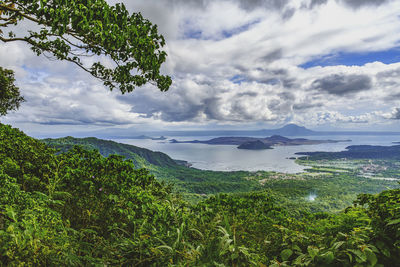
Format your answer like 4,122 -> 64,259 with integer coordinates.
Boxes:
318,251 -> 334,264
365,250 -> 377,266
308,246 -> 319,260
380,247 -> 390,258
387,218 -> 400,226
349,249 -> 367,263
332,241 -> 345,250
281,249 -> 293,261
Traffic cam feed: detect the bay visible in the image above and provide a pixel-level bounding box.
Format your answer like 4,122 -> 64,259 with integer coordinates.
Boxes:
112,135 -> 400,173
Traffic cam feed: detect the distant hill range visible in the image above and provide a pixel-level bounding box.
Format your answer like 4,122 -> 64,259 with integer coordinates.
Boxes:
34,124 -> 400,139
149,124 -> 400,137
170,134 -> 349,149
130,135 -> 167,140
96,124 -> 400,139
296,145 -> 400,160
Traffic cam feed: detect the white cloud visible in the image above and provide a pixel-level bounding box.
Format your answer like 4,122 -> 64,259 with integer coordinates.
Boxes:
2,0 -> 400,133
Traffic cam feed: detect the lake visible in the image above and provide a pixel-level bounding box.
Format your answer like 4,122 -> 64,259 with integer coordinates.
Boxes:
112,135 -> 400,173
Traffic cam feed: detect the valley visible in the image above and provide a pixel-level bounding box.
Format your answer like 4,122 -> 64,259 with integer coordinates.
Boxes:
3,0 -> 400,265
2,124 -> 399,266
42,135 -> 400,212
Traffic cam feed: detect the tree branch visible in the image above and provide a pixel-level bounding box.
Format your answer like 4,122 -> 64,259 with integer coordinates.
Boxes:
0,36 -> 27,42
0,3 -> 41,24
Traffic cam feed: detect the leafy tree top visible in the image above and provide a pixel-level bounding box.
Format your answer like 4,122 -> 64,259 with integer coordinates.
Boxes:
0,0 -> 172,93
0,67 -> 24,116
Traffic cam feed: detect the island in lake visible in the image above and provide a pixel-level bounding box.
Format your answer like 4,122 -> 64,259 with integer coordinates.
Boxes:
237,140 -> 272,150
170,135 -> 350,150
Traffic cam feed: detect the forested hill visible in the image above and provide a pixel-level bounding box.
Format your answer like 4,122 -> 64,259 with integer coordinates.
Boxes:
42,136 -> 180,168
2,123 -> 400,266
41,136 -> 261,195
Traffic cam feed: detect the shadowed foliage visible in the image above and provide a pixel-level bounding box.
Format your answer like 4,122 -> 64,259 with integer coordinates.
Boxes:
0,67 -> 24,116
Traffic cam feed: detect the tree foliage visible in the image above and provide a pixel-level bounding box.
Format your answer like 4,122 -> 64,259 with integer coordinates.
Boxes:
0,0 -> 172,93
0,67 -> 24,116
1,123 -> 400,266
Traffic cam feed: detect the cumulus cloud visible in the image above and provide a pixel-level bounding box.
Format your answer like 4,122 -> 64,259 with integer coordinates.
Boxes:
339,0 -> 392,9
3,76 -> 144,126
311,74 -> 372,95
2,0 -> 400,133
390,108 -> 400,120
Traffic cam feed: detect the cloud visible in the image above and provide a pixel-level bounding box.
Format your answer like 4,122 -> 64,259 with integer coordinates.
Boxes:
3,77 -> 143,126
309,0 -> 329,9
293,102 -> 323,110
260,49 -> 283,63
311,74 -> 372,95
236,0 -> 289,11
2,0 -> 400,133
291,110 -> 389,127
339,0 -> 392,9
391,108 -> 400,119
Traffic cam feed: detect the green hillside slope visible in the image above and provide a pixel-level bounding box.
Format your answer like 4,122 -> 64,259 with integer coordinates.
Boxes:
42,136 -> 179,168
1,123 -> 400,266
41,136 -> 262,196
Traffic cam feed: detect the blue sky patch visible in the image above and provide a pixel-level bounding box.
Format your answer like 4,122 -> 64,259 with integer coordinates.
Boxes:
183,28 -> 203,40
182,19 -> 260,40
230,75 -> 247,84
221,19 -> 261,39
300,47 -> 400,68
22,65 -> 48,82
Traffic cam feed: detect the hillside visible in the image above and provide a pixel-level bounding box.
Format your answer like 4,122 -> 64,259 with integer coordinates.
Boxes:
42,136 -> 181,168
40,133 -> 398,210
41,136 -> 262,195
1,123 -> 400,266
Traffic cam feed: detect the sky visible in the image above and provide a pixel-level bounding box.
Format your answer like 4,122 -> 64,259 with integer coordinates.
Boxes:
2,0 -> 400,136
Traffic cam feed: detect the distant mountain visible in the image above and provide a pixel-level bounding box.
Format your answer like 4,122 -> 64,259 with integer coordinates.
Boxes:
262,124 -> 316,136
156,124 -> 318,137
35,124 -> 400,139
171,135 -> 348,147
131,135 -> 153,139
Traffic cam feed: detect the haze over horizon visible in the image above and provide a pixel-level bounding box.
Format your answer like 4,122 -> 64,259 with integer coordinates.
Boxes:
2,0 -> 400,136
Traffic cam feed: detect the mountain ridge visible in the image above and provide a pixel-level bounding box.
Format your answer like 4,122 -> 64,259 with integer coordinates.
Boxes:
33,124 -> 400,139
42,136 -> 181,168
171,134 -> 349,147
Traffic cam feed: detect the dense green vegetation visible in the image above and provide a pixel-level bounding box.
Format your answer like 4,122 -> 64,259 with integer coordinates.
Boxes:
1,123 -> 400,265
42,136 -> 263,198
43,136 -> 180,168
42,136 -> 399,212
297,145 -> 400,160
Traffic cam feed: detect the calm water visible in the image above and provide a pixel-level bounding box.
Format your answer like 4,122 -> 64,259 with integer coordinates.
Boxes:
113,135 -> 400,173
